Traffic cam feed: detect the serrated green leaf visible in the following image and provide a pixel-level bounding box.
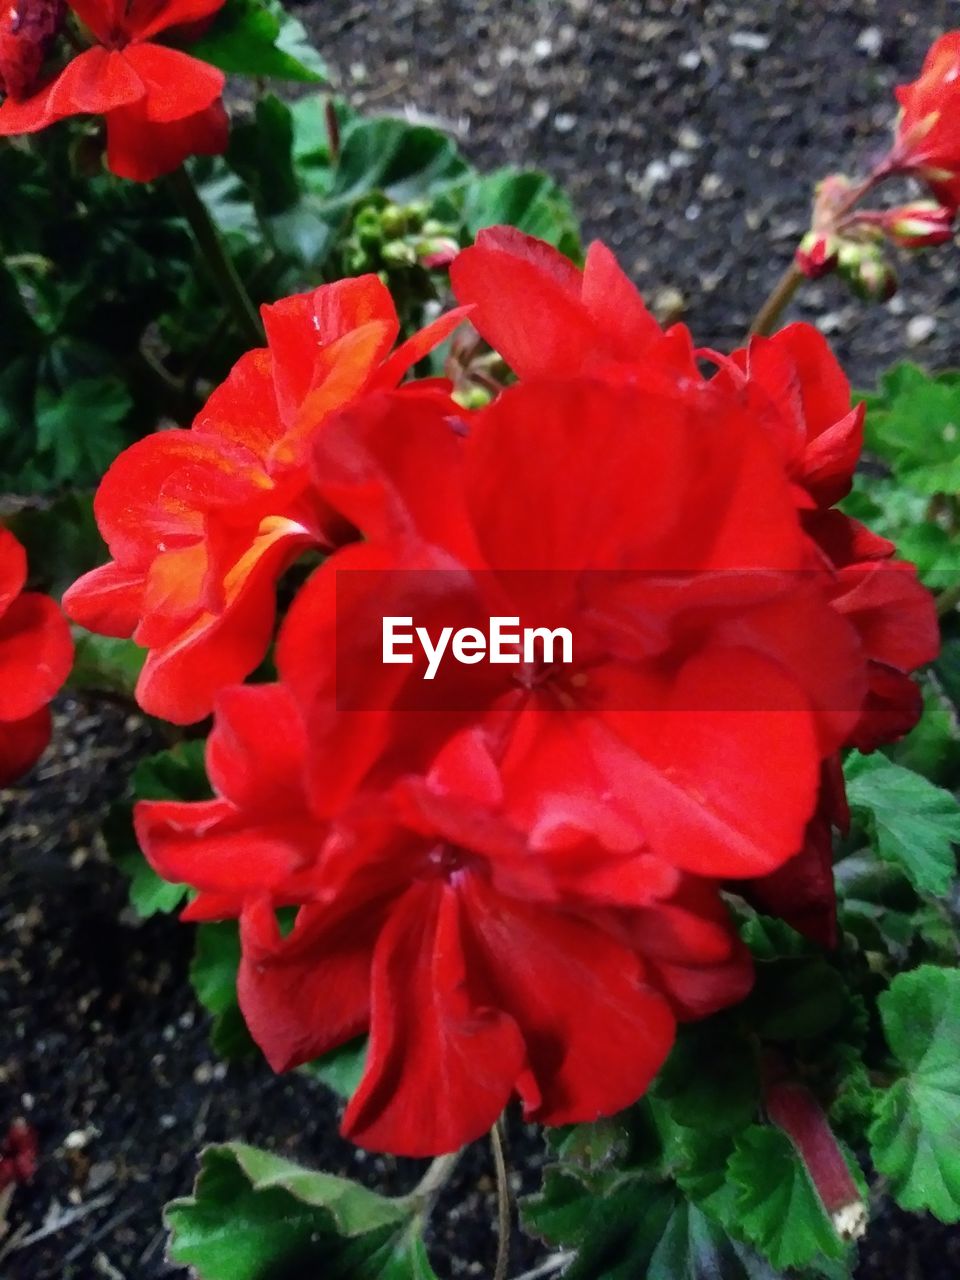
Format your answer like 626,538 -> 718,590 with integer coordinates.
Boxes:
167,1142 -> 433,1280
189,0 -> 326,82
728,1127 -> 846,1270
845,753 -> 960,896
34,374 -> 132,484
652,1017 -> 759,1131
859,363 -> 960,495
870,966 -> 960,1222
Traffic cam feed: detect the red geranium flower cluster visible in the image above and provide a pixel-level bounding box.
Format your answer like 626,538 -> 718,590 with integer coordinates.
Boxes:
889,30 -> 960,211
75,229 -> 937,1156
0,527 -> 73,785
0,0 -> 228,180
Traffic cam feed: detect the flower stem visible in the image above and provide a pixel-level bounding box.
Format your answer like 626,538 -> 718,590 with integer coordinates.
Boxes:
168,167 -> 264,347
411,1149 -> 462,1212
936,579 -> 960,618
491,1121 -> 512,1280
748,261 -> 806,337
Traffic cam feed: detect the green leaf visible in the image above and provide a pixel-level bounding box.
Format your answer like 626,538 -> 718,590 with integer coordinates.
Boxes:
189,0 -> 326,82
228,95 -> 300,218
859,362 -> 960,494
34,374 -> 132,485
727,1127 -> 846,1270
302,1037 -> 368,1098
190,923 -> 256,1060
886,679 -> 960,789
652,1017 -> 759,1132
869,966 -> 960,1222
845,752 -> 960,897
68,633 -> 145,698
326,118 -> 469,214
167,1143 -> 435,1280
460,167 -> 582,259
524,1170 -> 778,1280
105,741 -> 210,920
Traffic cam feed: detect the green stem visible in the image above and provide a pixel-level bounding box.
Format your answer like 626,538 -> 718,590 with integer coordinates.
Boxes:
936,579 -> 960,618
748,261 -> 805,338
168,167 -> 264,347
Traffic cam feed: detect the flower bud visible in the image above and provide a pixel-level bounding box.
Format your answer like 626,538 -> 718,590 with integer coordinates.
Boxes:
381,239 -> 418,268
417,235 -> 460,270
838,242 -> 897,302
378,204 -> 408,238
795,231 -> 840,279
0,0 -> 65,99
883,200 -> 955,248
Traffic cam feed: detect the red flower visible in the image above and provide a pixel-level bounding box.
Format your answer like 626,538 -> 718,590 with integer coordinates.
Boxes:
63,276 -> 467,723
0,527 -> 73,785
724,326 -> 938,751
138,686 -> 752,1155
450,225 -> 693,380
0,0 -> 65,99
726,327 -> 938,944
889,31 -> 960,210
0,0 -> 229,181
277,377 -> 868,882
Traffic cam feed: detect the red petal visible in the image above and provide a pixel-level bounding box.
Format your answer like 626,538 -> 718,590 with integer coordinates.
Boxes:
205,683 -> 310,813
136,797 -> 313,898
0,47 -> 144,133
0,527 -> 27,608
105,96 -> 227,181
580,240 -> 662,357
0,707 -> 51,786
123,0 -> 226,40
0,593 -> 73,721
63,562 -> 145,637
342,880 -> 525,1155
238,898 -> 379,1073
119,42 -> 223,122
462,874 -> 676,1125
450,232 -> 601,379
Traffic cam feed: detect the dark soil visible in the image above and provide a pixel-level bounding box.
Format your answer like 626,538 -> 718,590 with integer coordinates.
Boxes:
304,0 -> 960,387
4,3 -> 960,1278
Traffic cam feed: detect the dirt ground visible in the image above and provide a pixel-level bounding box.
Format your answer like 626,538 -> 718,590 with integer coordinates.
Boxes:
3,3 -> 960,1277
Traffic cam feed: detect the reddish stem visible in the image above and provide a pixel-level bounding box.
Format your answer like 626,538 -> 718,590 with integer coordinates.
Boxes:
764,1079 -> 861,1216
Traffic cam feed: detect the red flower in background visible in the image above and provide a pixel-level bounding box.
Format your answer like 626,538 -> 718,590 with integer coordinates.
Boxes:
63,276 -> 466,723
0,0 -> 65,99
0,0 -> 229,181
0,528 -> 73,785
726,325 -> 939,944
449,225 -> 695,380
888,31 -> 960,210
137,686 -> 752,1155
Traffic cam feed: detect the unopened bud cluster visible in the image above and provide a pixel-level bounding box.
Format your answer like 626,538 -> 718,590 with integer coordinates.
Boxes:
338,197 -> 460,283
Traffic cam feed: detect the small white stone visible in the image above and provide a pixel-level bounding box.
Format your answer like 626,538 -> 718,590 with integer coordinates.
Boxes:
532,37 -> 553,60
678,49 -> 702,70
856,26 -> 883,57
907,314 -> 937,346
730,31 -> 770,52
553,112 -> 578,133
